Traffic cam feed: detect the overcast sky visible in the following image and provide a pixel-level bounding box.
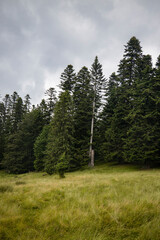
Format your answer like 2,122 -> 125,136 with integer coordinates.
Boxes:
0,0 -> 160,105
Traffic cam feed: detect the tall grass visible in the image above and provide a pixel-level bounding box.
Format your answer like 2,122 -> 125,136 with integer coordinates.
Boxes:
0,164 -> 160,240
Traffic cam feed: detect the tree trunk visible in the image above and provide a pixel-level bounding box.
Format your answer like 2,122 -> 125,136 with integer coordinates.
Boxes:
89,88 -> 96,167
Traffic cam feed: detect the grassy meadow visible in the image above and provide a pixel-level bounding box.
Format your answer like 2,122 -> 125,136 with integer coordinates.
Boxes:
0,164 -> 160,240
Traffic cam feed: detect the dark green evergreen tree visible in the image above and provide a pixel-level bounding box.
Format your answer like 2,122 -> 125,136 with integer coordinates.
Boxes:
59,65 -> 76,93
0,92 -> 24,169
0,102 -> 5,169
100,73 -> 119,162
89,56 -> 106,166
1,94 -> 12,169
153,55 -> 160,166
122,54 -> 160,167
3,108 -> 44,173
24,94 -> 31,113
3,94 -> 12,134
34,125 -> 50,171
12,96 -> 24,132
104,36 -> 143,163
73,67 -> 93,167
45,87 -> 57,122
38,99 -> 50,124
45,91 -> 75,176
123,54 -> 155,165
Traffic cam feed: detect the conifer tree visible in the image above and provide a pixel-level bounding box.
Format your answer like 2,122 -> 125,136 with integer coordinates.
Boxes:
45,87 -> 57,121
0,102 -> 5,168
3,108 -> 44,173
45,91 -> 75,176
0,92 -> 24,169
59,64 -> 76,93
89,56 -> 106,166
73,67 -> 93,167
104,37 -> 143,163
3,94 -> 12,134
153,55 -> 160,165
34,125 -> 50,171
12,97 -> 24,132
24,94 -> 31,113
38,99 -> 50,124
123,54 -> 155,165
101,73 -> 119,162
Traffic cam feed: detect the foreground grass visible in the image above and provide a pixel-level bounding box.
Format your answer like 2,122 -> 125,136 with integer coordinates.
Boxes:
0,164 -> 160,240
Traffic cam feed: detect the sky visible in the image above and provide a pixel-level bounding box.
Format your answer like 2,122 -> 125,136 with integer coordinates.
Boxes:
0,0 -> 160,105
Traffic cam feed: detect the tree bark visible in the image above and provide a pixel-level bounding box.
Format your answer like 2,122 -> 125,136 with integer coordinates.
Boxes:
89,87 -> 96,167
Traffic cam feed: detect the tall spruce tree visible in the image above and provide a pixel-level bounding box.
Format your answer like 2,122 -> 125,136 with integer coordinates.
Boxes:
123,54 -> 155,165
12,96 -> 24,132
3,94 -> 12,134
89,56 -> 106,166
59,64 -> 76,93
73,67 -> 93,167
45,87 -> 57,122
38,99 -> 49,124
24,94 -> 31,113
104,37 -> 143,163
101,73 -> 119,162
153,55 -> 160,165
45,91 -> 75,176
0,102 -> 5,168
0,92 -> 24,169
3,108 -> 44,173
34,125 -> 50,171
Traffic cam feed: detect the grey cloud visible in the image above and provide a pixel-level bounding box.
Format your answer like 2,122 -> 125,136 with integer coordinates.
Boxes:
0,0 -> 160,104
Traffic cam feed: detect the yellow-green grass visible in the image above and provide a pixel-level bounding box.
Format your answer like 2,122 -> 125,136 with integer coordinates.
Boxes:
0,164 -> 160,240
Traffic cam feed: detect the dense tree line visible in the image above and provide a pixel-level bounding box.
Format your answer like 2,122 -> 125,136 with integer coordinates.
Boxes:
0,36 -> 160,175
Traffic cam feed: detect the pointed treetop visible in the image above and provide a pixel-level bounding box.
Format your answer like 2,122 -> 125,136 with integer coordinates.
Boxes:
91,56 -> 105,77
76,66 -> 91,84
124,36 -> 142,58
60,64 -> 76,93
156,55 -> 160,69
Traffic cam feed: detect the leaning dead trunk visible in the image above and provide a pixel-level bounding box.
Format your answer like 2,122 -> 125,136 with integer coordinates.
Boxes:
89,87 -> 96,167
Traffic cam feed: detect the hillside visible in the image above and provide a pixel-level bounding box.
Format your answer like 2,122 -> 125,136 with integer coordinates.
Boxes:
0,164 -> 160,240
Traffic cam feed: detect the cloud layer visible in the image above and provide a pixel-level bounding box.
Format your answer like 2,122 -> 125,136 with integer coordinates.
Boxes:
0,0 -> 160,104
